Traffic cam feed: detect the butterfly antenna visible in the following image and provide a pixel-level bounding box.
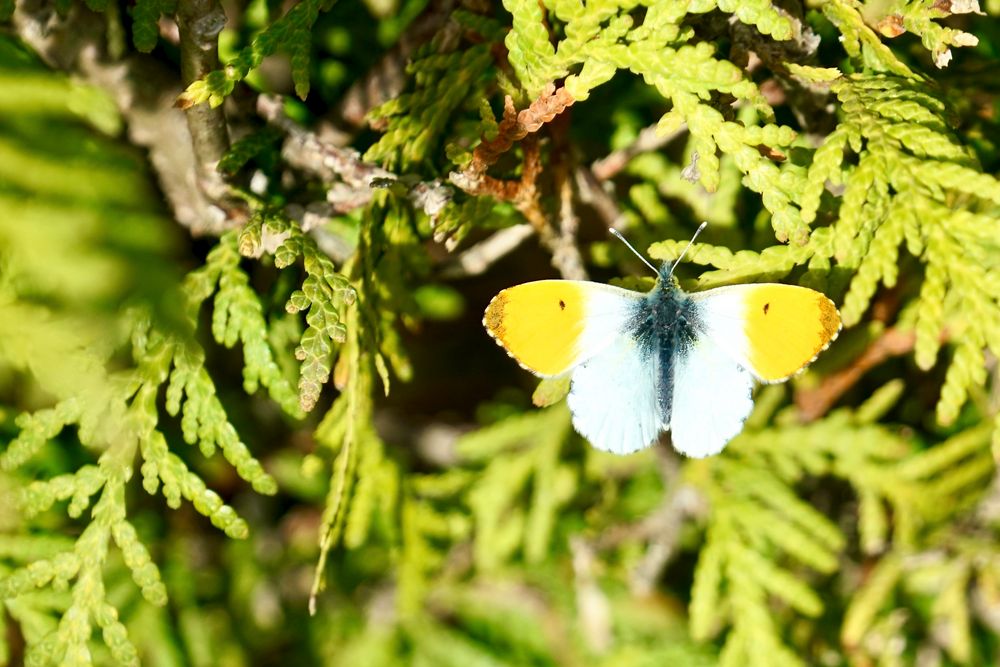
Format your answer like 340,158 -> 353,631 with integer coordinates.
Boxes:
608,228 -> 658,276
669,221 -> 708,277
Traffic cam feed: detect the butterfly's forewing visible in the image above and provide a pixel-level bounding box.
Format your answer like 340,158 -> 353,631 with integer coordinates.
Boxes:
691,284 -> 841,382
483,280 -> 643,377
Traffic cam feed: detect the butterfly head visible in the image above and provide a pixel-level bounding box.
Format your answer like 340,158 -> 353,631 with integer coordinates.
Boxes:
657,262 -> 682,286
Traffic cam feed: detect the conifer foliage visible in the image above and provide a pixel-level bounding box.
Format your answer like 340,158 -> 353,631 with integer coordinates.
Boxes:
2,0 -> 1000,665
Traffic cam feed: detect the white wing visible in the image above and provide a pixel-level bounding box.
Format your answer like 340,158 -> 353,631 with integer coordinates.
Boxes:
566,334 -> 666,455
669,335 -> 755,458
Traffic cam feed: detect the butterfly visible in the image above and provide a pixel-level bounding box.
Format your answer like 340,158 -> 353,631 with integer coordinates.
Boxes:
482,226 -> 841,458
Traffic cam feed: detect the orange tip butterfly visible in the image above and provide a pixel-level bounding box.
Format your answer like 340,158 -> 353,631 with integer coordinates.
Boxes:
482,225 -> 841,457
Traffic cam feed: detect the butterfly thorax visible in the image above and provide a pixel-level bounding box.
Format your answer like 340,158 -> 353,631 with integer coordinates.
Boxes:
630,277 -> 701,424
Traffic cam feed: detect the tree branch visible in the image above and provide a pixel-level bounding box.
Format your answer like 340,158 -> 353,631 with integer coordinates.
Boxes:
439,224 -> 536,278
550,110 -> 587,280
569,536 -> 612,653
795,327 -> 917,422
574,166 -> 626,231
258,95 -> 395,192
591,122 -> 686,181
449,84 -> 574,194
449,85 -> 583,278
258,94 -> 453,224
176,0 -> 231,202
13,0 -> 235,235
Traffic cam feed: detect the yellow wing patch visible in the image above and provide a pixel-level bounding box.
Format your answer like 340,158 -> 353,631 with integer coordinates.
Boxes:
741,285 -> 841,381
483,281 -> 588,377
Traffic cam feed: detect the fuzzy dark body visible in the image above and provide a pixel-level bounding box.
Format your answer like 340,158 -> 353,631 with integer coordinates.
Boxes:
627,274 -> 701,425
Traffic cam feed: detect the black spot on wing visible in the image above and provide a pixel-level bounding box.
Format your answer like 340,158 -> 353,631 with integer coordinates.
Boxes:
559,300 -> 566,310
763,302 -> 770,314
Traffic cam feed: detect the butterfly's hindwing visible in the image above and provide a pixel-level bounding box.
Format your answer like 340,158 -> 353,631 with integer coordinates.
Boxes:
569,282 -> 704,454
566,333 -> 666,454
669,335 -> 755,458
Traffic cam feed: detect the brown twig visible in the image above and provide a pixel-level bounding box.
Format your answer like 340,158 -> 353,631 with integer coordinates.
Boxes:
552,173 -> 587,279
258,94 -> 453,218
591,122 -> 687,181
550,110 -> 587,280
439,224 -> 536,278
795,328 -> 917,422
449,85 -> 580,277
496,134 -> 576,278
176,0 -> 232,203
449,84 -> 575,194
569,536 -> 613,653
517,134 -> 548,231
259,95 -> 393,191
438,145 -> 588,279
575,119 -> 686,235
574,166 -> 626,231
589,447 -> 707,596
